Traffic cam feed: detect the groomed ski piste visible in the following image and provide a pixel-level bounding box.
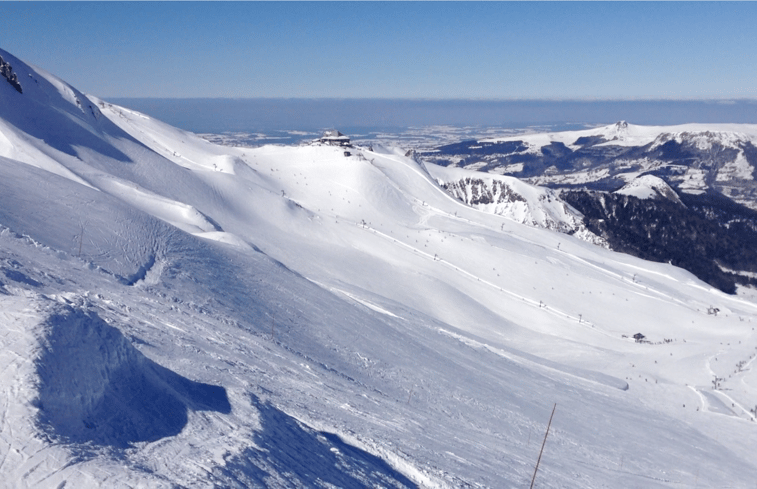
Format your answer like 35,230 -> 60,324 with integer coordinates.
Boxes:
1,48 -> 756,488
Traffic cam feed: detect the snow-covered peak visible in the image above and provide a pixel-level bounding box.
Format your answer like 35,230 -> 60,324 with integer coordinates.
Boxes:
0,48 -> 103,122
650,130 -> 752,151
427,163 -> 607,245
478,120 -> 757,151
0,48 -> 119,186
607,120 -> 629,138
614,174 -> 684,205
475,121 -> 662,151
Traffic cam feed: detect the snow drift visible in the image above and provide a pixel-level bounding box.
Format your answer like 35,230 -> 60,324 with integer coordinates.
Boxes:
36,302 -> 231,448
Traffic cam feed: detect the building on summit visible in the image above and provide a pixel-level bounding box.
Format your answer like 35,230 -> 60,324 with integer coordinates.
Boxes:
318,130 -> 351,147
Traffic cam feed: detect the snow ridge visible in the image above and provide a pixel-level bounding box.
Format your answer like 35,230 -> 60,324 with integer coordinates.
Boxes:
428,163 -> 607,246
615,174 -> 684,205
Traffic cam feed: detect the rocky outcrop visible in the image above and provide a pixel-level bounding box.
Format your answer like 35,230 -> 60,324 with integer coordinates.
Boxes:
0,54 -> 23,94
438,175 -> 607,246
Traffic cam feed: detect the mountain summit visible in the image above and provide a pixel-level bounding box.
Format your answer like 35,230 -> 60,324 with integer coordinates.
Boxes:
614,174 -> 684,205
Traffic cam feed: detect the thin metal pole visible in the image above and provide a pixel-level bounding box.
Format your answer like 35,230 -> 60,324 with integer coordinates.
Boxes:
530,403 -> 557,489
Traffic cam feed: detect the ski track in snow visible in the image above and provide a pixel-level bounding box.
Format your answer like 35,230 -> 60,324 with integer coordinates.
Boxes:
359,219 -> 609,333
699,350 -> 757,421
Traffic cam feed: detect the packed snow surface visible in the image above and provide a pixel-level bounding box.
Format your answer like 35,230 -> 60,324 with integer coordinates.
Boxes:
1,48 -> 757,488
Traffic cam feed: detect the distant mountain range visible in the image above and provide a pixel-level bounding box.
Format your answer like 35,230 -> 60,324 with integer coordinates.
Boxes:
420,121 -> 757,208
421,122 -> 757,293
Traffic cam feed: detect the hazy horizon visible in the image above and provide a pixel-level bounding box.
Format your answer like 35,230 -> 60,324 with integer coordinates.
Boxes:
107,97 -> 757,134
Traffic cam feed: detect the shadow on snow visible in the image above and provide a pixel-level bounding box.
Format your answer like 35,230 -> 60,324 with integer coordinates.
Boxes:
35,305 -> 230,449
213,394 -> 418,488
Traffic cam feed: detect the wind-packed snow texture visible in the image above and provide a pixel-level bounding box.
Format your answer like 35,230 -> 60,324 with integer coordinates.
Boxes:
1,48 -> 757,488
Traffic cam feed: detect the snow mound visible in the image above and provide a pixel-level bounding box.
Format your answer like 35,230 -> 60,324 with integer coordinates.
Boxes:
35,302 -> 230,448
615,174 -> 684,205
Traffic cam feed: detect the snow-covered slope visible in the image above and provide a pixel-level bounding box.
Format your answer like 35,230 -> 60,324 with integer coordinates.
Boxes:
2,48 -> 757,488
427,164 -> 607,246
614,174 -> 684,205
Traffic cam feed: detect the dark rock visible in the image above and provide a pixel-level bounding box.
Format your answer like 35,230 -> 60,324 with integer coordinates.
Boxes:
0,54 -> 23,94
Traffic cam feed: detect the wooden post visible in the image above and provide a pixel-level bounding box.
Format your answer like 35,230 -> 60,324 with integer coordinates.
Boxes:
530,403 -> 557,489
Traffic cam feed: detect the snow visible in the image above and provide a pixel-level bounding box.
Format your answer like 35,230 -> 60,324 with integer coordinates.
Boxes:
716,149 -> 755,182
614,174 -> 684,205
426,164 -> 606,246
676,168 -> 709,194
527,167 -> 612,187
649,130 -> 753,152
1,47 -> 757,488
480,120 -> 757,151
490,162 -> 524,175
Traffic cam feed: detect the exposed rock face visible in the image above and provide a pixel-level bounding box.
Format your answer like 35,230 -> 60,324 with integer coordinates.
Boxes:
437,174 -> 607,246
0,55 -> 23,94
443,177 -> 526,207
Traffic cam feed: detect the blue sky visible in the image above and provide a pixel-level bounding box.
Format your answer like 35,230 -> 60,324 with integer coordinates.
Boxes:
2,2 -> 757,100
